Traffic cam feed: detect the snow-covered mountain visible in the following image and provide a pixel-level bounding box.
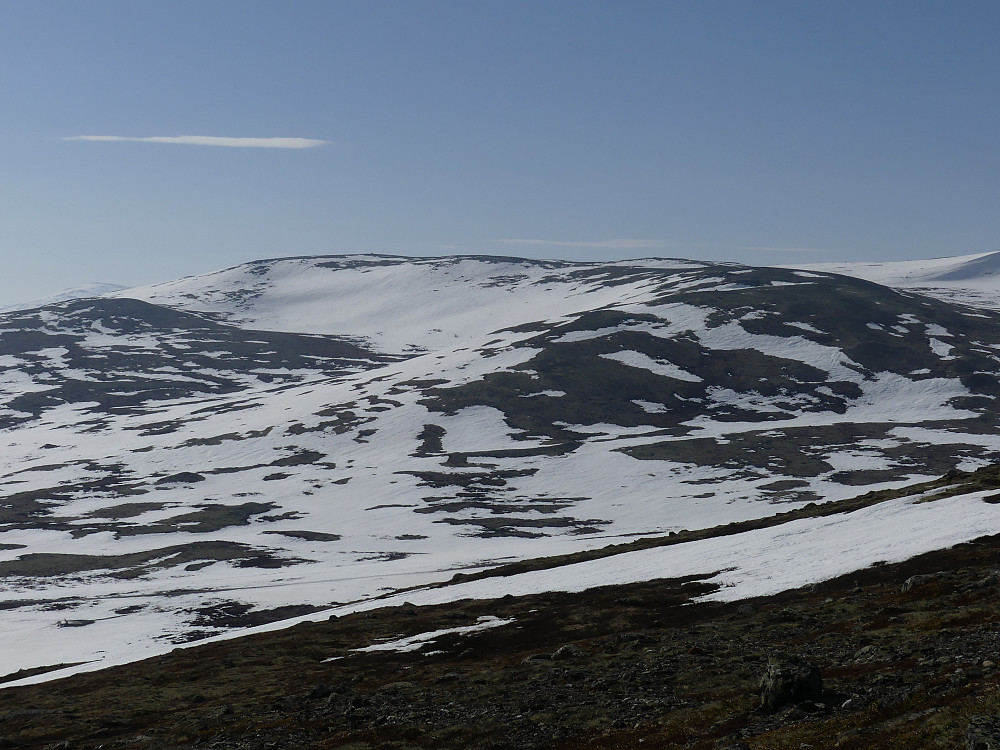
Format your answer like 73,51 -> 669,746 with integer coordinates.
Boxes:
788,250 -> 1000,310
0,282 -> 126,314
5,253 -> 1000,685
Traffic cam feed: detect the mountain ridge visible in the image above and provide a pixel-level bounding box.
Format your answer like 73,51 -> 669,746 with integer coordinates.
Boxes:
0,282 -> 127,314
3,253 -> 1000,684
789,249 -> 1000,310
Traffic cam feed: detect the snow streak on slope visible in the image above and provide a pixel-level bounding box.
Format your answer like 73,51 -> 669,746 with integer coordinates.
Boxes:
4,254 -> 1000,681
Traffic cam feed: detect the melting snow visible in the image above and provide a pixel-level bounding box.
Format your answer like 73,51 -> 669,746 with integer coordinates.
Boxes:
600,350 -> 703,382
350,616 -> 515,654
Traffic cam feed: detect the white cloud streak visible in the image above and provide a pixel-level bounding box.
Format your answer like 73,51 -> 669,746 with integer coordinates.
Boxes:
493,238 -> 665,249
691,242 -> 829,254
494,238 -> 829,255
62,135 -> 329,149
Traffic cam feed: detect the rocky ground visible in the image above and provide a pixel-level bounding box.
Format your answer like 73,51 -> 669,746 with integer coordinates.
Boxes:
3,527 -> 1000,749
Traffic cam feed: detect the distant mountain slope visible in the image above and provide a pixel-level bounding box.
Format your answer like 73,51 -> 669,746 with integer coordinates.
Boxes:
111,255 -> 698,353
4,254 -> 1000,681
788,250 -> 1000,310
0,297 -> 392,430
0,282 -> 126,314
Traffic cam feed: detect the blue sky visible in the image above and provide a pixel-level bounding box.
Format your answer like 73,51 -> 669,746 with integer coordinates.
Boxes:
1,1 -> 999,303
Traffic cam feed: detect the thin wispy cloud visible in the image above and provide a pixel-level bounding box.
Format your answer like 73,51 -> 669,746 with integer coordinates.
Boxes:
691,242 -> 830,254
494,238 -> 665,249
62,135 -> 329,149
494,238 -> 830,256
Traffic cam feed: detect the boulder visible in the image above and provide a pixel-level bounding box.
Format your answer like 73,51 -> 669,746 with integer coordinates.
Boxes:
759,654 -> 822,712
901,573 -> 938,593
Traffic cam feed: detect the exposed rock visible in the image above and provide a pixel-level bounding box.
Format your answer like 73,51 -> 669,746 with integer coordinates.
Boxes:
154,472 -> 205,485
306,684 -> 332,700
522,653 -> 552,664
759,654 -> 823,712
967,715 -> 1000,750
967,572 -> 1000,590
901,573 -> 939,592
853,644 -> 878,660
551,644 -> 584,661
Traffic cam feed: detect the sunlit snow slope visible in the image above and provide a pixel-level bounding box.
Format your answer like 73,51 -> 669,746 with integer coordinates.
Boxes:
788,250 -> 1000,310
0,283 -> 126,314
4,254 -> 1000,680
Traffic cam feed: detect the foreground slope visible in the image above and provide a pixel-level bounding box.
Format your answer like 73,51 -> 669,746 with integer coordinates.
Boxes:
4,255 -> 1000,680
3,467 -> 1000,749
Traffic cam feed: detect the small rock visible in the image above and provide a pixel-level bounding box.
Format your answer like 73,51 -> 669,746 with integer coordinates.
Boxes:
841,698 -> 855,710
853,645 -> 877,660
551,644 -> 584,660
378,681 -> 415,692
760,654 -> 823,713
901,573 -> 937,593
209,705 -> 235,719
522,653 -> 551,664
783,706 -> 808,721
984,660 -> 996,669
307,684 -> 332,700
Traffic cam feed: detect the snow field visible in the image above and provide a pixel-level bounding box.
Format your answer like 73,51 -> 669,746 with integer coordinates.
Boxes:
4,252 -> 1000,685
